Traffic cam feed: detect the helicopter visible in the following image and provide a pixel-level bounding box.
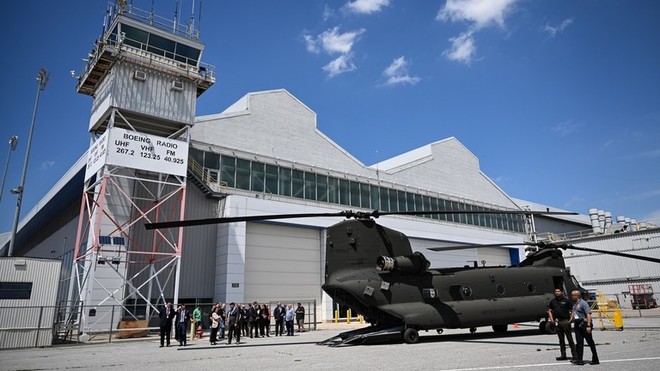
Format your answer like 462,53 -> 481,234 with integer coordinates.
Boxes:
146,209 -> 660,345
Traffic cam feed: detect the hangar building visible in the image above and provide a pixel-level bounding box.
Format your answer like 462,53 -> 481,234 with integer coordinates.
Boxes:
4,87 -> 581,323
2,5 -> 657,335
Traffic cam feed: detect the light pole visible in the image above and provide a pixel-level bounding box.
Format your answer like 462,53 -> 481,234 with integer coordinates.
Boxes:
8,68 -> 49,257
0,135 -> 19,203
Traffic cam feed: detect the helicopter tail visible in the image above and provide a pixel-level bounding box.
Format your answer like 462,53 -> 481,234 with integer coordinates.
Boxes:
324,218 -> 414,280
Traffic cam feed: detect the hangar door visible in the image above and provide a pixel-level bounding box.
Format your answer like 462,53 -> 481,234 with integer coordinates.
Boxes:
245,223 -> 322,304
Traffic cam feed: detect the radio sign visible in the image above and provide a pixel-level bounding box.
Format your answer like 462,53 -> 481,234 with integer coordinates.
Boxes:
85,128 -> 189,179
85,131 -> 109,181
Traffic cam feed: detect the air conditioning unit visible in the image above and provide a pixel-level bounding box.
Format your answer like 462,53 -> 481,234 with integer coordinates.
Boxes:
171,80 -> 184,92
132,70 -> 147,81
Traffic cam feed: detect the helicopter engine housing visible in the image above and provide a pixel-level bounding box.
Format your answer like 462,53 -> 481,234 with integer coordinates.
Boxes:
376,252 -> 430,274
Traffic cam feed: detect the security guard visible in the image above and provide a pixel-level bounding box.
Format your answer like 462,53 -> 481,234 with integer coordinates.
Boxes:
548,287 -> 576,361
571,290 -> 600,365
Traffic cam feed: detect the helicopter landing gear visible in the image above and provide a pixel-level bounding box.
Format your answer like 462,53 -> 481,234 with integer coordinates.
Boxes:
436,329 -> 444,334
469,327 -> 477,334
492,324 -> 508,333
402,328 -> 420,344
539,320 -> 549,334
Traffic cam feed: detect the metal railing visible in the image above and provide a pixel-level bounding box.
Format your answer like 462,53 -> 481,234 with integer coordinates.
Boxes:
188,156 -> 227,192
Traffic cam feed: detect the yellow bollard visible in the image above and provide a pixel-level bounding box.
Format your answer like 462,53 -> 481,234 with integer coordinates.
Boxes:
613,308 -> 624,329
347,309 -> 351,324
358,314 -> 364,324
334,310 -> 338,323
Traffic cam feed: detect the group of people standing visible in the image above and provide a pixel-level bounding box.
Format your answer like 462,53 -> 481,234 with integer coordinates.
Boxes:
159,301 -> 307,347
548,288 -> 599,365
158,302 -> 192,347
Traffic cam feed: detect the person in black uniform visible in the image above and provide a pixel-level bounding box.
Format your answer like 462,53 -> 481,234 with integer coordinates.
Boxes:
548,287 -> 577,361
158,302 -> 175,347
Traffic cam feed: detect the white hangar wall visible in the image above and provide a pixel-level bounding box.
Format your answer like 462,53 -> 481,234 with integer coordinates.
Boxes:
186,89 -> 532,321
207,192 -> 526,321
192,90 -> 371,178
375,138 -> 517,208
563,228 -> 660,308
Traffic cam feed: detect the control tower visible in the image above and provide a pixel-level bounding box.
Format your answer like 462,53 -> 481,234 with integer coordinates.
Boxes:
69,2 -> 214,336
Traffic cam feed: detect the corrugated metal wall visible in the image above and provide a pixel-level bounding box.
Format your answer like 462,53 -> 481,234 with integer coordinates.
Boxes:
128,178 -> 217,301
91,63 -> 196,127
564,228 -> 660,307
0,258 -> 61,349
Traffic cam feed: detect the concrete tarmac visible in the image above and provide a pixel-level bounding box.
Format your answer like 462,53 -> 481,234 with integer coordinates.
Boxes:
2,311 -> 660,371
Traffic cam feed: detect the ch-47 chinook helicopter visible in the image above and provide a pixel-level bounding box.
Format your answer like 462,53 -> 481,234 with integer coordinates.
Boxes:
145,209 -> 660,345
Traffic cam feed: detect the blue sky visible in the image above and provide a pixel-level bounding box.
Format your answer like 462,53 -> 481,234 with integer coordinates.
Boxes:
1,0 -> 659,233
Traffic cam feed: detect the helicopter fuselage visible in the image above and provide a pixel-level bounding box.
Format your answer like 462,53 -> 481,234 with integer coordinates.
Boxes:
322,218 -> 581,341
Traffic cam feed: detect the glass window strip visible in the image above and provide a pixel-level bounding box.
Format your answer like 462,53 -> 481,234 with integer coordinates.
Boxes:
197,150 -> 523,233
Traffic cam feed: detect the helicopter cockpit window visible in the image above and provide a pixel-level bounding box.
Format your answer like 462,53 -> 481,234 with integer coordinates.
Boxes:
496,283 -> 506,296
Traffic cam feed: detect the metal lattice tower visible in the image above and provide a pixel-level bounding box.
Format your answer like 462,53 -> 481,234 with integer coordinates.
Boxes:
69,2 -> 214,336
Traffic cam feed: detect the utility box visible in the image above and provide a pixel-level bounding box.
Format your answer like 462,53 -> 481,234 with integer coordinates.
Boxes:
629,284 -> 658,309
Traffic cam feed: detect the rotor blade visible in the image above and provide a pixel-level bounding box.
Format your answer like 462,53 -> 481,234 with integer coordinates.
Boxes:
559,244 -> 660,264
145,211 -> 351,230
428,243 -> 531,252
146,209 -> 577,230
375,210 -> 577,218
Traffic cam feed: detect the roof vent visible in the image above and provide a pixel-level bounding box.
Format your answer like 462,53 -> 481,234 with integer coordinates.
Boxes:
171,80 -> 184,92
132,70 -> 147,81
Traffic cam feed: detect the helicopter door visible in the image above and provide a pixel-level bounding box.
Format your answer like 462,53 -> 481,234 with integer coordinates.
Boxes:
552,276 -> 568,292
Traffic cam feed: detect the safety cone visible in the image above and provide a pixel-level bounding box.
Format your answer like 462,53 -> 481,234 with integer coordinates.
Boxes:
513,323 -> 519,329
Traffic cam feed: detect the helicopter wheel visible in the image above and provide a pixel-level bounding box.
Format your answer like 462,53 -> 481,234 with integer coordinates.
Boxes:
469,327 -> 477,334
436,329 -> 444,334
403,328 -> 420,344
539,320 -> 548,334
492,324 -> 508,333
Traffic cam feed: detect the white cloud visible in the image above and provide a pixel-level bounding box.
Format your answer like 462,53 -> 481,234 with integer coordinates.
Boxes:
323,54 -> 357,77
437,0 -> 519,65
344,0 -> 391,15
319,27 -> 365,54
552,120 -> 582,136
437,0 -> 518,29
544,18 -> 574,38
303,34 -> 320,53
383,56 -> 421,86
323,5 -> 334,21
443,31 -> 477,64
305,27 -> 365,55
41,160 -> 55,170
304,27 -> 366,77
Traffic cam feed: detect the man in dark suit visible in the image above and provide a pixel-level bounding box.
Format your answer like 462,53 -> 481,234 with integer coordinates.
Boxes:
159,302 -> 175,347
175,303 -> 191,346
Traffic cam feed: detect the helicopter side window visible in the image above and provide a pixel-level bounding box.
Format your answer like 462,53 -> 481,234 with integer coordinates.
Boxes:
527,283 -> 536,293
496,283 -> 506,296
449,285 -> 473,300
